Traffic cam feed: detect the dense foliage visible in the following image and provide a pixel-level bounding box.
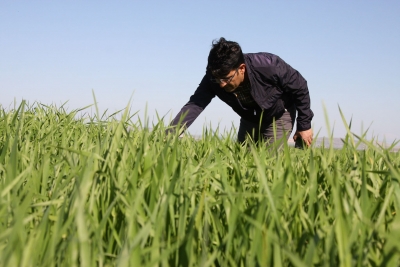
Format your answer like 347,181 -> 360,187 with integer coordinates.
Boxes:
0,102 -> 400,266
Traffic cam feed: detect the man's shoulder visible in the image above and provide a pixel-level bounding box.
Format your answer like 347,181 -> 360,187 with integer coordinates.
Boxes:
244,52 -> 281,67
244,52 -> 279,59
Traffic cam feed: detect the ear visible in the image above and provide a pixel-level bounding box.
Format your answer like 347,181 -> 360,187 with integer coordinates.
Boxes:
239,63 -> 246,74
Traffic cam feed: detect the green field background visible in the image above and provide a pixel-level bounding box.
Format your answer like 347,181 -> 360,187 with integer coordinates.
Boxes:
1,102 -> 400,267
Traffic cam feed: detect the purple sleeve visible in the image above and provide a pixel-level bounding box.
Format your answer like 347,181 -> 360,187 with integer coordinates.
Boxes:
169,74 -> 216,133
273,56 -> 314,131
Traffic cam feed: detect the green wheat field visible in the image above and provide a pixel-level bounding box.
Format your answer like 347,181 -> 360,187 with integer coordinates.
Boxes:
1,101 -> 400,267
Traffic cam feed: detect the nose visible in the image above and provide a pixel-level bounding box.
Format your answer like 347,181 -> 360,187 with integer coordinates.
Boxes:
219,81 -> 227,88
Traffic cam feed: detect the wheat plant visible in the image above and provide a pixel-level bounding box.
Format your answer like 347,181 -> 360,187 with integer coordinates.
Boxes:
0,101 -> 399,266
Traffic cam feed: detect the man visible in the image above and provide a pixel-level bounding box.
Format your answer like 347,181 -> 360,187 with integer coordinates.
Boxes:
169,37 -> 314,147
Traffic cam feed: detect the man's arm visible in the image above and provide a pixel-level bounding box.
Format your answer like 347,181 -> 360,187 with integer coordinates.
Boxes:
273,56 -> 314,145
168,74 -> 215,134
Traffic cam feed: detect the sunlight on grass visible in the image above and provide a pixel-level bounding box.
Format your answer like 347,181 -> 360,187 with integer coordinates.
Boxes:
0,101 -> 399,266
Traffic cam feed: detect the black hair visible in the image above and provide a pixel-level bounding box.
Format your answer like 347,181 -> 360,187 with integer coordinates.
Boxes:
206,37 -> 244,78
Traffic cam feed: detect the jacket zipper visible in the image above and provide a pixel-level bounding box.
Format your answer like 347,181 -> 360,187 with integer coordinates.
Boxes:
233,92 -> 256,116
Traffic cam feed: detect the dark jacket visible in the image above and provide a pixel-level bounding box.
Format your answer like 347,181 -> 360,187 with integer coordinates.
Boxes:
171,52 -> 314,131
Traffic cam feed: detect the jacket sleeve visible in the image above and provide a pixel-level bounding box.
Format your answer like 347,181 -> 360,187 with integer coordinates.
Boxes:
273,56 -> 314,131
169,74 -> 215,133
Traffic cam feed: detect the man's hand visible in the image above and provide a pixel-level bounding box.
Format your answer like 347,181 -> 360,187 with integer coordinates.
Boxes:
293,128 -> 313,147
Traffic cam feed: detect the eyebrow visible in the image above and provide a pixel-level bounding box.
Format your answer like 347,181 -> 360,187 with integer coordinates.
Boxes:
221,74 -> 233,79
220,70 -> 237,79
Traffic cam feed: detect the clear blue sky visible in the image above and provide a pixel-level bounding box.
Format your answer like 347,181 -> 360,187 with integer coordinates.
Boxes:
1,1 -> 399,142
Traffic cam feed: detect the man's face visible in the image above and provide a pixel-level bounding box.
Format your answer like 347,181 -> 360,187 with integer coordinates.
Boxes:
215,64 -> 246,92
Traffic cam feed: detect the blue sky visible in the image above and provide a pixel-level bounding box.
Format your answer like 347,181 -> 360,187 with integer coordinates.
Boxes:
1,1 -> 399,142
